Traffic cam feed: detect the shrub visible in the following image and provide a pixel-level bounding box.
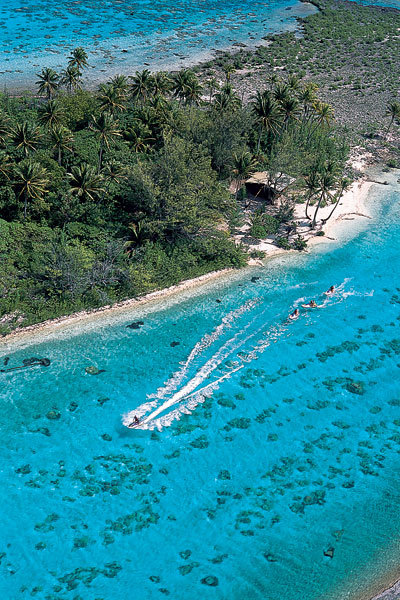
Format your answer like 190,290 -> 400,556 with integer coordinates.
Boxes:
292,235 -> 308,251
275,236 -> 291,250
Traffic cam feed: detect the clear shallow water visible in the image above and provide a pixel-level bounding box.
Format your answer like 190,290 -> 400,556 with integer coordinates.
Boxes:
0,0 -> 317,88
2,0 -> 399,89
1,171 -> 400,600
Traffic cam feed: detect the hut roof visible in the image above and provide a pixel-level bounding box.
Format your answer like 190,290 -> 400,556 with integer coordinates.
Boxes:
246,171 -> 295,192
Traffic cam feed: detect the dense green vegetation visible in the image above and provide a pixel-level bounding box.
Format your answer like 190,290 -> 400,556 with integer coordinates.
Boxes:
198,0 -> 400,147
0,35 -> 359,333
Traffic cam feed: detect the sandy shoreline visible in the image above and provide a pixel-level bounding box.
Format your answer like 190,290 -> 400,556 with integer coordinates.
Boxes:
0,159 -> 379,347
369,578 -> 400,600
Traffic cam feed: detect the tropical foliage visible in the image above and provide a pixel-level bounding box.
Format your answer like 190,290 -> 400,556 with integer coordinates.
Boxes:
0,47 -> 355,332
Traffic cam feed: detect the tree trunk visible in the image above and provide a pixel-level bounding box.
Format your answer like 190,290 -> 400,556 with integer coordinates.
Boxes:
24,191 -> 28,220
385,115 -> 394,139
58,147 -> 62,166
257,126 -> 262,152
311,191 -> 324,229
323,189 -> 345,223
98,143 -> 103,173
305,192 -> 314,220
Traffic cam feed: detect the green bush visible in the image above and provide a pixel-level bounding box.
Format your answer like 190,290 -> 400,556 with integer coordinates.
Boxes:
292,236 -> 308,251
275,236 -> 291,250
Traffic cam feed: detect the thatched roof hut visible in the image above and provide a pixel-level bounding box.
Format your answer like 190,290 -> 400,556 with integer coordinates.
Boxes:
245,171 -> 295,203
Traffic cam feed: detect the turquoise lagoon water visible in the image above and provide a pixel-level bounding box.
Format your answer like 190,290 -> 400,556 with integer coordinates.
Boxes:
0,0 -> 318,89
1,170 -> 400,599
1,0 -> 399,89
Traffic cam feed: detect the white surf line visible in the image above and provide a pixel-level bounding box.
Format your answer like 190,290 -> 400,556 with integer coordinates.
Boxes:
147,298 -> 260,402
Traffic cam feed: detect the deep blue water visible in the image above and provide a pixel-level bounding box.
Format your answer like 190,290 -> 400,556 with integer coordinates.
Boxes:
1,171 -> 400,600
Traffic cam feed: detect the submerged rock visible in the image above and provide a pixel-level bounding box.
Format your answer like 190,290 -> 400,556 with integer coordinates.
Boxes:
126,321 -> 144,330
46,410 -> 61,420
15,464 -> 31,475
97,397 -> 110,406
324,546 -> 335,559
201,575 -> 219,587
345,381 -> 365,395
263,552 -> 277,562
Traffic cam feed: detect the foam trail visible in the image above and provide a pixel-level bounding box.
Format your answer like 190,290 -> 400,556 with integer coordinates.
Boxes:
139,318 -> 262,424
123,286 -> 341,430
127,313 -> 293,429
147,298 -> 259,401
148,366 -> 244,431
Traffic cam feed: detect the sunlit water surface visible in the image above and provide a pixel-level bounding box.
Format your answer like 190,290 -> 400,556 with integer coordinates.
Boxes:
1,171 -> 400,599
2,0 -> 399,89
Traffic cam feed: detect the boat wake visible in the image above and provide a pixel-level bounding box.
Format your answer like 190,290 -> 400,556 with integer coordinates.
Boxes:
122,278 -> 367,431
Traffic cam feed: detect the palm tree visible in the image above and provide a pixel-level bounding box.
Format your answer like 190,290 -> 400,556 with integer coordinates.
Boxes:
0,111 -> 11,146
68,47 -> 89,71
11,122 -> 42,156
124,221 -> 147,254
287,74 -> 301,92
322,177 -> 351,223
232,150 -> 257,198
252,91 -> 281,151
109,74 -> 130,95
314,101 -> 334,128
299,82 -> 318,122
38,99 -> 65,129
303,169 -> 320,220
123,122 -> 154,153
102,159 -> 128,185
184,77 -> 204,106
90,113 -> 121,171
36,68 -> 59,99
68,163 -> 104,202
149,72 -> 172,97
223,64 -> 235,83
312,169 -> 336,228
385,100 -> 400,138
130,69 -> 152,103
14,160 -> 48,220
101,159 -> 128,199
279,96 -> 300,129
50,125 -> 74,166
60,65 -> 82,93
308,101 -> 334,140
213,83 -> 241,113
205,77 -> 219,103
273,82 -> 290,104
0,151 -> 12,180
98,83 -> 127,115
171,70 -> 201,105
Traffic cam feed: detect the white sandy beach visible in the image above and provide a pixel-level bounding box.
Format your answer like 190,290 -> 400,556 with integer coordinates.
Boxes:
0,157 -> 382,348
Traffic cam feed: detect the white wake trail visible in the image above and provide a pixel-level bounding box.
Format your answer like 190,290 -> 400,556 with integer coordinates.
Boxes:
147,298 -> 259,401
122,281 -> 355,431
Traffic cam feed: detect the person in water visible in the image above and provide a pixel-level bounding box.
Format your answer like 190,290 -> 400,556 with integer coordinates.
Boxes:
128,415 -> 140,428
324,285 -> 335,295
289,308 -> 300,320
302,300 -> 318,308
